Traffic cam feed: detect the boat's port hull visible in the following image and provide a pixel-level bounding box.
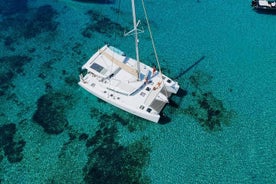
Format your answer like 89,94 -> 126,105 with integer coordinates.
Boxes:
79,80 -> 161,123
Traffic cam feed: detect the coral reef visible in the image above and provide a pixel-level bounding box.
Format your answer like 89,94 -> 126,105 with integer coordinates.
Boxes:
82,10 -> 124,38
79,133 -> 89,141
0,0 -> 28,15
189,70 -> 213,88
0,71 -> 14,97
64,75 -> 79,87
4,36 -> 16,51
0,55 -> 32,96
0,4 -> 59,41
183,71 -> 235,131
72,42 -> 82,55
84,118 -> 151,184
0,123 -> 26,163
47,126 -> 88,183
0,55 -> 32,74
32,92 -> 73,134
184,91 -> 234,131
23,5 -> 59,39
90,107 -> 147,132
41,107 -> 152,183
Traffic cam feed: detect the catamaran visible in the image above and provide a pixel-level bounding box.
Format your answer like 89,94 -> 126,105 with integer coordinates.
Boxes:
78,0 -> 180,123
252,0 -> 276,11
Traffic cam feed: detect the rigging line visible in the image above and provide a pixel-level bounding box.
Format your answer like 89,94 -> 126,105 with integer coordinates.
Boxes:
141,0 -> 161,72
141,0 -> 168,96
114,0 -> 122,45
110,0 -> 121,68
108,0 -> 122,93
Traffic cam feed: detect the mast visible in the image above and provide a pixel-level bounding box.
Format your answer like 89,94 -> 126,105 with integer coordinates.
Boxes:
131,0 -> 140,80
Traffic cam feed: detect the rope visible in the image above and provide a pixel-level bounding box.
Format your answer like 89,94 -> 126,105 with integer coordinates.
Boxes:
114,0 -> 121,46
106,0 -> 122,96
141,0 -> 168,96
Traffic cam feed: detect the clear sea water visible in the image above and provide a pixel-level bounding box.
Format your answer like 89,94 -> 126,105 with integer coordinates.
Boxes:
0,0 -> 275,183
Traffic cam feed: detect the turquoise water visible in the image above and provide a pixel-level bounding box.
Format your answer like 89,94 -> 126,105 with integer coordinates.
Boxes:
0,0 -> 275,183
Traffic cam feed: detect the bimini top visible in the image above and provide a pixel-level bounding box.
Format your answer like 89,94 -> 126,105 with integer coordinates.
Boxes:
82,45 -> 138,79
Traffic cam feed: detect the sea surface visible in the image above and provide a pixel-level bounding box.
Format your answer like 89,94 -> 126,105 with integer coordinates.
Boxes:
0,0 -> 275,183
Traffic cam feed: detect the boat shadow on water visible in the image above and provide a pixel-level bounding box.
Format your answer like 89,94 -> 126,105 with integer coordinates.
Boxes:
159,88 -> 188,125
158,56 -> 206,125
253,9 -> 276,14
169,55 -> 206,109
173,56 -> 206,81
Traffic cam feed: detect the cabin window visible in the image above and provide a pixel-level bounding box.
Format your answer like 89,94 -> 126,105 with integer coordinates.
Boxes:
146,108 -> 152,113
140,92 -> 146,97
91,63 -> 104,73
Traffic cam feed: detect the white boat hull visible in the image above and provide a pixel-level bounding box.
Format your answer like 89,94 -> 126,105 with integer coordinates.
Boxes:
79,79 -> 161,123
78,45 -> 179,123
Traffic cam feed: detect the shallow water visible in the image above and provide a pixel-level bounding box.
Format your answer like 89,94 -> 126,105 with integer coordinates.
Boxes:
0,0 -> 275,183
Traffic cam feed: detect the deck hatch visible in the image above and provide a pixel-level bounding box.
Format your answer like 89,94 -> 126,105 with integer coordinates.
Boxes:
91,63 -> 104,73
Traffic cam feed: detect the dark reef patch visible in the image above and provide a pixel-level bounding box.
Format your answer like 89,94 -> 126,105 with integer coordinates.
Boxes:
82,10 -> 124,38
90,107 -> 147,132
4,36 -> 16,51
79,133 -> 89,141
0,150 -> 3,162
189,70 -> 213,88
0,55 -> 32,96
0,71 -> 14,97
0,55 -> 32,74
38,57 -> 60,82
72,42 -> 82,55
23,5 -> 59,39
0,0 -> 28,15
84,119 -> 151,184
64,76 -> 79,87
83,108 -> 151,183
184,91 -> 234,131
0,4 -> 59,42
0,123 -> 26,163
183,71 -> 235,131
32,92 -> 73,134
